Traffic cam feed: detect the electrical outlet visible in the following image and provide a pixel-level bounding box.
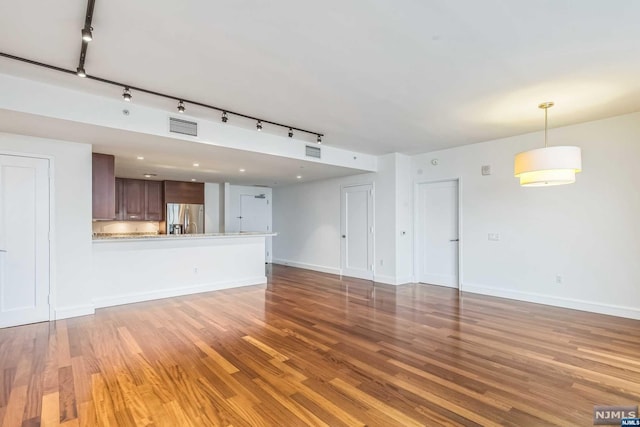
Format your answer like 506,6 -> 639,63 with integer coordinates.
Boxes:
380,259 -> 384,266
488,233 -> 500,241
481,165 -> 491,176
555,275 -> 562,284
194,267 -> 199,274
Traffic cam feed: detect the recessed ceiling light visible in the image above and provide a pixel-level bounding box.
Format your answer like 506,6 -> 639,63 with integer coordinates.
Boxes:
239,168 -> 246,172
193,163 -> 199,167
296,175 -> 302,179
136,156 -> 144,160
143,173 -> 157,178
191,178 -> 197,182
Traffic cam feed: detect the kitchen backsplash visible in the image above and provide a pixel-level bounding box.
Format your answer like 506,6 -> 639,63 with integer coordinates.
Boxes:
92,221 -> 160,235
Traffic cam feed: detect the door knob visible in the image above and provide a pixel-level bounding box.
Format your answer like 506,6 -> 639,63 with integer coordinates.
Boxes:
449,239 -> 459,242
342,235 -> 346,238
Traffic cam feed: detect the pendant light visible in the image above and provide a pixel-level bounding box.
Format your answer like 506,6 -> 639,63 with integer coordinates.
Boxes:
514,102 -> 581,187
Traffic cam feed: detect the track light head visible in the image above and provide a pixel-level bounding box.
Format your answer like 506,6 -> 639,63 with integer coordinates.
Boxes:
256,121 -> 263,131
81,27 -> 93,42
177,100 -> 185,113
288,128 -> 293,138
222,112 -> 228,123
317,135 -> 322,144
122,87 -> 132,102
76,66 -> 87,77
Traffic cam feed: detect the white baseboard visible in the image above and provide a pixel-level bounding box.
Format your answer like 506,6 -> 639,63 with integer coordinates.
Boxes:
272,259 -> 341,276
463,282 -> 640,320
272,261 -> 415,285
374,274 -> 398,285
93,276 -> 267,309
55,304 -> 95,320
396,276 -> 415,285
374,275 -> 416,286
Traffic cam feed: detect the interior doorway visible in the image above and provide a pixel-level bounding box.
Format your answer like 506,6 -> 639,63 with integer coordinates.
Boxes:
340,183 -> 374,280
0,154 -> 51,328
416,179 -> 460,288
240,193 -> 272,262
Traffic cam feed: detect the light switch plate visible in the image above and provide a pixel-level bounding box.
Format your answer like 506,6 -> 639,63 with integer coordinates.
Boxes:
481,165 -> 491,176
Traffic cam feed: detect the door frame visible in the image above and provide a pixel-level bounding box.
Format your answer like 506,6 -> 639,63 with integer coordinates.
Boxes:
340,182 -> 375,280
0,150 -> 55,322
413,177 -> 463,291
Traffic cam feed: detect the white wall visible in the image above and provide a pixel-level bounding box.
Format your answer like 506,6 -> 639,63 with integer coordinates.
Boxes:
225,185 -> 273,262
0,133 -> 93,319
225,185 -> 272,233
412,111 -> 640,319
396,154 -> 414,281
204,182 -> 222,233
273,153 -> 408,283
93,236 -> 267,308
273,175 -> 350,274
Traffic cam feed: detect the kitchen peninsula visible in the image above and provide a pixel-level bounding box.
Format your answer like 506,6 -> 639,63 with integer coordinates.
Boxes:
93,232 -> 276,308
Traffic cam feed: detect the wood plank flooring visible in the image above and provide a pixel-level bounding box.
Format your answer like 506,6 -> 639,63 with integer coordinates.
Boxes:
1,265 -> 640,426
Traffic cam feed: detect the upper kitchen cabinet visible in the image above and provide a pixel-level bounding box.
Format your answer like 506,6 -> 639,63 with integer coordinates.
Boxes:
123,179 -> 145,220
145,180 -> 163,220
164,181 -> 204,204
116,178 -> 164,221
92,153 -> 115,220
115,178 -> 124,220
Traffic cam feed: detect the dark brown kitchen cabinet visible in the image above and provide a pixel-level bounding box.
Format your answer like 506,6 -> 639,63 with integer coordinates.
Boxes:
145,180 -> 163,220
115,178 -> 124,220
124,179 -> 145,220
164,180 -> 204,204
115,178 -> 164,221
92,153 -> 116,220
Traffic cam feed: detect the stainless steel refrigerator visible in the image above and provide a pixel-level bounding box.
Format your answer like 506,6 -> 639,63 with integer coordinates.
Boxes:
166,203 -> 204,234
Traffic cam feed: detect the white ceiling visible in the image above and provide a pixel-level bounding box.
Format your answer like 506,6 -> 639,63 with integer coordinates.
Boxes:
1,1 -> 640,156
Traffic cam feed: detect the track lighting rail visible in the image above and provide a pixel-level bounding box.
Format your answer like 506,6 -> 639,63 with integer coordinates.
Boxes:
1,52 -> 324,138
0,51 -> 324,139
76,0 -> 95,76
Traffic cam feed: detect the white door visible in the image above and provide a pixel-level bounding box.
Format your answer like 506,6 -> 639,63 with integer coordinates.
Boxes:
416,180 -> 459,288
240,194 -> 272,262
0,154 -> 50,328
341,184 -> 374,280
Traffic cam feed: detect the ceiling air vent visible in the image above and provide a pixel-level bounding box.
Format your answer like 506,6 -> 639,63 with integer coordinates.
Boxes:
305,145 -> 321,159
169,117 -> 198,137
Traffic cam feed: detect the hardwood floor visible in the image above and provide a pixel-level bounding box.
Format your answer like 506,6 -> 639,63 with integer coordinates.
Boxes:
1,265 -> 639,426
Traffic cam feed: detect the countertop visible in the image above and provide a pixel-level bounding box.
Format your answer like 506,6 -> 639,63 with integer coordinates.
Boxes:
93,232 -> 277,242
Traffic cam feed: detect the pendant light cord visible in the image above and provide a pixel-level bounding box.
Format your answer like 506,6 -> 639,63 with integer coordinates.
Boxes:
544,106 -> 548,148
